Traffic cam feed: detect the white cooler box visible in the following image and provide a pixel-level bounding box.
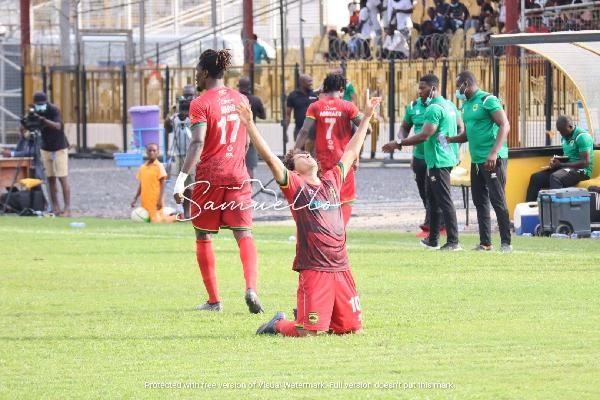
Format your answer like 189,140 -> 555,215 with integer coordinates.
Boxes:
514,202 -> 540,235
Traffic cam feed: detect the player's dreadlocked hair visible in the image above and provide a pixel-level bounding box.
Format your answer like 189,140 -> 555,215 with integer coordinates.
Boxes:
322,73 -> 347,93
198,49 -> 233,79
283,149 -> 322,177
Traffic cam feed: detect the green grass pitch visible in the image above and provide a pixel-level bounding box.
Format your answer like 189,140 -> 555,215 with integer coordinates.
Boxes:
1,216 -> 600,399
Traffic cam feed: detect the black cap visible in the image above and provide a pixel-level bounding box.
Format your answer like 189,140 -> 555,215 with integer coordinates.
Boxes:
33,92 -> 47,103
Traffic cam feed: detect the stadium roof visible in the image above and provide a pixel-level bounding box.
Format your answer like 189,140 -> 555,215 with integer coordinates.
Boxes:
490,31 -> 600,135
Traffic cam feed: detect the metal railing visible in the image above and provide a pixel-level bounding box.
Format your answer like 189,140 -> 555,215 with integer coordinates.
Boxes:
20,54 -> 582,152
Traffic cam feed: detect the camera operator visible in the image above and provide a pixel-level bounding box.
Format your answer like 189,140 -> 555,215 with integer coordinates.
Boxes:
164,85 -> 196,218
31,91 -> 71,217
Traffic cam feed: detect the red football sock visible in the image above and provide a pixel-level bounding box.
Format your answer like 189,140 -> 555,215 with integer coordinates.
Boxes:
196,239 -> 219,303
341,203 -> 352,226
275,319 -> 300,337
237,236 -> 258,290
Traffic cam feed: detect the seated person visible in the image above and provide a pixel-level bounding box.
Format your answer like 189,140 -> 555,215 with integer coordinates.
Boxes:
2,129 -> 34,158
131,143 -> 176,222
526,115 -> 594,201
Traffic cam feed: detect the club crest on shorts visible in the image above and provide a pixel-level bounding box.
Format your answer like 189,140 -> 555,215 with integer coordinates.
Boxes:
308,312 -> 319,324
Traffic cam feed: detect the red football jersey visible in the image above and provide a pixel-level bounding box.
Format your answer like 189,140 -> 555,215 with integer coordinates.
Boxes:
279,163 -> 349,272
189,87 -> 250,186
305,97 -> 360,171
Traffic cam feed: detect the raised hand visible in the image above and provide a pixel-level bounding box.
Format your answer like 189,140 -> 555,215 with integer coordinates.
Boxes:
236,102 -> 253,125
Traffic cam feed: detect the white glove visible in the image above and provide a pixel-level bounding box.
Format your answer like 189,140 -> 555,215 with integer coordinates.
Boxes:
173,172 -> 188,196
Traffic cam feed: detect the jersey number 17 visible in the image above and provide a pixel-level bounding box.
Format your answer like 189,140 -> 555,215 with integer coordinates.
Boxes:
218,113 -> 241,144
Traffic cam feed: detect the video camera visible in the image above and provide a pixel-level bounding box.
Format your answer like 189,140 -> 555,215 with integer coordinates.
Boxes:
176,95 -> 194,116
20,106 -> 42,135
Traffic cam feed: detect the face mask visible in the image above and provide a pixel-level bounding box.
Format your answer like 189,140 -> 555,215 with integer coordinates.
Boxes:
455,83 -> 467,101
34,103 -> 47,113
424,87 -> 435,105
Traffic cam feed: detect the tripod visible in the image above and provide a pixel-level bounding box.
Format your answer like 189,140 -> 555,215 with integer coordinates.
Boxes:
0,130 -> 51,215
165,115 -> 192,217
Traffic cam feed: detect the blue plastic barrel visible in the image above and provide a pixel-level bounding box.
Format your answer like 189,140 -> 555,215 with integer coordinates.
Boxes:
129,105 -> 160,147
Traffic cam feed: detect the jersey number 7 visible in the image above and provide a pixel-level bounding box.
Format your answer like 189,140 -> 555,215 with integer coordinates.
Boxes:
324,117 -> 336,140
218,113 -> 241,144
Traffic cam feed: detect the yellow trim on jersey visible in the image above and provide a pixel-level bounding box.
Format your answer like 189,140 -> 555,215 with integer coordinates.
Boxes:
336,162 -> 346,183
305,115 -> 316,120
277,168 -> 290,188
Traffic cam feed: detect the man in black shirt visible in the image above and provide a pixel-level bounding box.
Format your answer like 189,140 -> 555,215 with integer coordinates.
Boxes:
33,92 -> 71,216
238,77 -> 266,179
284,74 -> 318,143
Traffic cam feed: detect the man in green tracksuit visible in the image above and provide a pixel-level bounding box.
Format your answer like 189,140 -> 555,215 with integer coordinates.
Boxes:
389,89 -> 463,236
448,70 -> 512,252
383,74 -> 461,251
526,115 -> 594,200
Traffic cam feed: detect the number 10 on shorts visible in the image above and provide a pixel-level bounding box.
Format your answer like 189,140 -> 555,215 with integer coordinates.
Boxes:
349,296 -> 361,313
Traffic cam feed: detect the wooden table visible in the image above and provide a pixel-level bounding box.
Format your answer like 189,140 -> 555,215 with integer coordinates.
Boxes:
0,157 -> 32,190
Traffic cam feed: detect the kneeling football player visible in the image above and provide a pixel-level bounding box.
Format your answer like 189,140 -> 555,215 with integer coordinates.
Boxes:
236,97 -> 380,336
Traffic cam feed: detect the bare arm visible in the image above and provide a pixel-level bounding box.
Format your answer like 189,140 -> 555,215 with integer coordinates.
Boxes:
256,99 -> 267,120
484,109 -> 510,170
158,177 -> 165,209
400,123 -> 437,146
447,132 -> 467,143
557,151 -> 590,170
399,121 -> 413,139
40,115 -> 62,131
237,103 -> 286,183
340,98 -> 380,177
173,123 -> 206,202
131,184 -> 141,208
456,113 -> 465,136
489,110 -> 509,157
294,117 -> 315,150
284,106 -> 293,128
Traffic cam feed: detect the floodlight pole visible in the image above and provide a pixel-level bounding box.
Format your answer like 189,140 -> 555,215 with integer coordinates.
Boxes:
519,0 -> 527,147
139,0 -> 145,65
243,0 -> 254,91
279,0 -> 286,154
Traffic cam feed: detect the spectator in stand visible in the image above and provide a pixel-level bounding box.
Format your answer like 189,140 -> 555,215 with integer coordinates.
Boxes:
414,7 -> 443,58
526,16 -> 550,33
343,27 -> 364,59
434,0 -> 450,21
366,0 -> 384,42
386,0 -> 415,38
328,30 -> 349,61
471,17 -> 495,55
383,25 -> 409,59
448,0 -> 470,31
357,5 -> 377,58
428,6 -> 446,32
498,0 -> 506,31
348,1 -> 361,30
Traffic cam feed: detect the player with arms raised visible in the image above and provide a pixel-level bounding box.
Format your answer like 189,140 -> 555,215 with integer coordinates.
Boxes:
294,73 -> 366,226
173,49 -> 262,314
236,96 -> 380,336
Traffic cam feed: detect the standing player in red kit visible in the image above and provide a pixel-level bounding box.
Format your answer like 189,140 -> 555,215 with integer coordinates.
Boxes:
173,49 -> 263,314
236,96 -> 380,337
294,73 -> 367,226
